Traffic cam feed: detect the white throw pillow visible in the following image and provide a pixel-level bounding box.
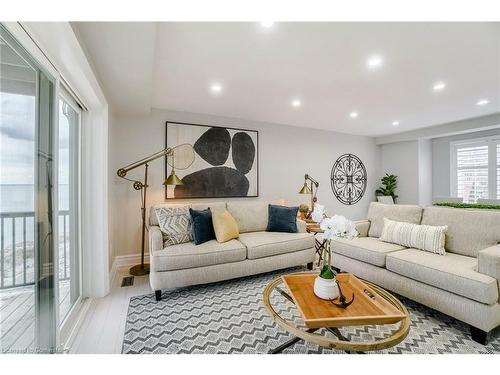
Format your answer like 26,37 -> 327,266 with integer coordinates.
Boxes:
155,206 -> 193,246
380,218 -> 447,255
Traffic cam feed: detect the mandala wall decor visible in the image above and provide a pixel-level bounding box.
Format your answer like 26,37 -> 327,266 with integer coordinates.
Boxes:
330,154 -> 367,205
165,121 -> 258,199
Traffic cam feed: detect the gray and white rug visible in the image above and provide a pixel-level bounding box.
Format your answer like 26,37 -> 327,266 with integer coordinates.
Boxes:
122,267 -> 500,354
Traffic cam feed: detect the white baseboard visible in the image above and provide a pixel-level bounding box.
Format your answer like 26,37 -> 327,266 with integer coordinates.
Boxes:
110,253 -> 150,284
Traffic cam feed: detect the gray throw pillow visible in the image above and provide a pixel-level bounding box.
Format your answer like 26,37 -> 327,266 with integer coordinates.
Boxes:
155,206 -> 193,246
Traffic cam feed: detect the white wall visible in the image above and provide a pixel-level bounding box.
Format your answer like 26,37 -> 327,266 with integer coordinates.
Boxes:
418,139 -> 433,206
432,128 -> 500,198
379,141 -> 420,204
109,108 -> 380,260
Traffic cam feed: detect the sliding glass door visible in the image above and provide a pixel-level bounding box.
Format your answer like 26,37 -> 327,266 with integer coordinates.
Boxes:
57,89 -> 81,328
0,26 -> 39,352
1,23 -> 85,354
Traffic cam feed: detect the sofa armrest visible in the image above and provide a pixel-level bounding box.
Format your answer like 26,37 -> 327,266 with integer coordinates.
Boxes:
297,219 -> 307,233
354,219 -> 370,237
149,225 -> 164,254
478,245 -> 500,280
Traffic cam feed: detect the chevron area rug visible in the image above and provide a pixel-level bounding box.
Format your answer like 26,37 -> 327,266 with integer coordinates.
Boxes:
122,267 -> 500,354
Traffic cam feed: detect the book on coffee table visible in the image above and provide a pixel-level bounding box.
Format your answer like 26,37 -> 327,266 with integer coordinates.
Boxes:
281,273 -> 407,328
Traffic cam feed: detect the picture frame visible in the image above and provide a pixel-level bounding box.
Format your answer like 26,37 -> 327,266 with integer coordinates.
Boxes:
165,121 -> 259,199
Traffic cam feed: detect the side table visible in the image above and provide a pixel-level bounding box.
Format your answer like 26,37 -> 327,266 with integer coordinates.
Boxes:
306,224 -> 326,267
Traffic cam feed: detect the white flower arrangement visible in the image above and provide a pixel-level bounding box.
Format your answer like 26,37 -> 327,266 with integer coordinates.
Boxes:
310,204 -> 326,223
316,215 -> 358,280
320,215 -> 358,241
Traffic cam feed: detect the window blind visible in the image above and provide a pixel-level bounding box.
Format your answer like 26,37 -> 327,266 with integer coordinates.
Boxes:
497,142 -> 500,199
455,143 -> 489,203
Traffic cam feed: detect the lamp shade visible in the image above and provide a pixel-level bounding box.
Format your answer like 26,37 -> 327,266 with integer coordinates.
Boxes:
164,169 -> 184,186
299,182 -> 311,194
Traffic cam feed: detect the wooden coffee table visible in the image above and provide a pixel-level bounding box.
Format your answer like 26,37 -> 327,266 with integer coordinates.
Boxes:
263,271 -> 410,353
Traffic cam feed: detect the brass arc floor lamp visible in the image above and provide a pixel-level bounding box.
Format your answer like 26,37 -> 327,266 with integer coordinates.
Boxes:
117,144 -> 194,276
299,174 -> 319,218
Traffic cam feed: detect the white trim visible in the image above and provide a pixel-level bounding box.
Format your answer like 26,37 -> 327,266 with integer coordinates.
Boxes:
376,113 -> 500,145
58,90 -> 84,344
110,253 -> 151,283
450,134 -> 500,147
2,22 -> 58,78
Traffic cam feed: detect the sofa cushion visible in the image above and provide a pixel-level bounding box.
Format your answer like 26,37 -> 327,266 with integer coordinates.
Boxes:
212,210 -> 240,243
421,206 -> 500,258
239,231 -> 314,260
155,206 -> 193,246
150,202 -> 226,226
332,237 -> 406,267
152,239 -> 246,271
367,202 -> 423,238
226,201 -> 268,233
380,218 -> 447,255
386,248 -> 498,304
189,208 -> 216,245
190,202 -> 227,213
267,204 -> 299,233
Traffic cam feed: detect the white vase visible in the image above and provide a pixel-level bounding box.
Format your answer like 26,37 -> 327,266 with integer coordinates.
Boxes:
313,276 -> 340,300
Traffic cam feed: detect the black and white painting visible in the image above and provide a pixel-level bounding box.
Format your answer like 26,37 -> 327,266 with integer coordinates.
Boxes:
165,121 -> 258,199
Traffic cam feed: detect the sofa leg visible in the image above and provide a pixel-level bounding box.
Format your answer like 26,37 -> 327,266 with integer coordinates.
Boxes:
306,262 -> 313,270
155,290 -> 162,302
470,326 -> 489,345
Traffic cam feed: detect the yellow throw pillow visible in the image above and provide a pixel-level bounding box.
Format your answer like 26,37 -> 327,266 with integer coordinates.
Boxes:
212,210 -> 239,243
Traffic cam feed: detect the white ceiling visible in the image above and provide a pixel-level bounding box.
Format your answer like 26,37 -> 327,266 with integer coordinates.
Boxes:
75,22 -> 500,137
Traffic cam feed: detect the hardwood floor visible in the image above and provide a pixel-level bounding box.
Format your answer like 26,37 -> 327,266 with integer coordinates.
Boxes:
0,280 -> 70,353
70,267 -> 152,354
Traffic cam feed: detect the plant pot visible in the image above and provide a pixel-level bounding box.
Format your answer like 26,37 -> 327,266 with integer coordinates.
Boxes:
313,276 -> 340,300
299,212 -> 307,220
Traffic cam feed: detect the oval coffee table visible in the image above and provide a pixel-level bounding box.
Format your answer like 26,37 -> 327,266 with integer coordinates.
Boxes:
263,271 -> 410,353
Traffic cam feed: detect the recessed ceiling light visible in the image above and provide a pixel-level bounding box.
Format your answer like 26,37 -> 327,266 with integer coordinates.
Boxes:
476,99 -> 490,106
210,83 -> 222,94
260,22 -> 274,28
392,121 -> 400,126
349,112 -> 359,119
432,82 -> 446,92
291,99 -> 301,108
367,55 -> 384,69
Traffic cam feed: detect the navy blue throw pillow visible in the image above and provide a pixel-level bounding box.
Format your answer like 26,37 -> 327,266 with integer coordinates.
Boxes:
266,204 -> 299,233
189,208 -> 216,245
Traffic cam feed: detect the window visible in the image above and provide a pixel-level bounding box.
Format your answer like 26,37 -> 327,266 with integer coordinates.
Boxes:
497,143 -> 500,199
58,89 -> 82,325
452,137 -> 500,203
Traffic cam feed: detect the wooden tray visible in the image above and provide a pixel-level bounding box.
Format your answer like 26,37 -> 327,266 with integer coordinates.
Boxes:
281,273 -> 407,328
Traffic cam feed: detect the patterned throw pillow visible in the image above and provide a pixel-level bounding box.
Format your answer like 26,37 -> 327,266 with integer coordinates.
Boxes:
380,218 -> 448,255
155,206 -> 193,246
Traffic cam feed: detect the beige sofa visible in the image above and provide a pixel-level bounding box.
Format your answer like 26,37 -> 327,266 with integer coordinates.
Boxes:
332,202 -> 500,344
148,201 -> 315,301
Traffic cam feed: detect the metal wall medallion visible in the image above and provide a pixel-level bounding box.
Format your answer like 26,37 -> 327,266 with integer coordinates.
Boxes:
330,153 -> 367,205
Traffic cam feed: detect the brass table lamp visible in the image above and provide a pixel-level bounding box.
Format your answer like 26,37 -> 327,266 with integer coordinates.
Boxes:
116,144 -> 194,276
298,174 -> 319,218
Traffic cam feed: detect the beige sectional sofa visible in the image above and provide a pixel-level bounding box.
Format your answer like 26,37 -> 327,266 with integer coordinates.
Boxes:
148,201 -> 315,301
332,202 -> 500,344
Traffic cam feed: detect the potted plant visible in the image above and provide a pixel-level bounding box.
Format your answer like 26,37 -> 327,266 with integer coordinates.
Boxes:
298,204 -> 309,220
313,215 -> 358,300
375,173 -> 398,203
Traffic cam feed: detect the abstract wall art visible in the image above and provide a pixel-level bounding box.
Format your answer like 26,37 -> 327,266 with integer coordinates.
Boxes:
165,121 -> 259,199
